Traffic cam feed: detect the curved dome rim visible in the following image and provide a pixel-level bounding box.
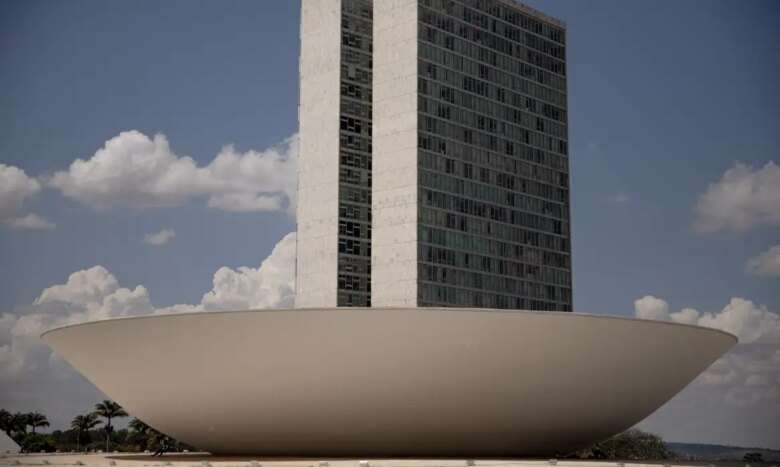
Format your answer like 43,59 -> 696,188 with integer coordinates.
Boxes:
41,306 -> 738,344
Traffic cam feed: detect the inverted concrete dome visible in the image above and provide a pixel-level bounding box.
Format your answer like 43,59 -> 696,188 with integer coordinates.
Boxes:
43,308 -> 735,456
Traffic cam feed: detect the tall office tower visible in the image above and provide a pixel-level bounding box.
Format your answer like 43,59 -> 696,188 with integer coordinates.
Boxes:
297,0 -> 373,307
373,0 -> 572,310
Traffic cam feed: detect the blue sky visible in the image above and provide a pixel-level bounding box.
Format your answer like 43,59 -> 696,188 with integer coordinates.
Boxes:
1,0 -> 779,450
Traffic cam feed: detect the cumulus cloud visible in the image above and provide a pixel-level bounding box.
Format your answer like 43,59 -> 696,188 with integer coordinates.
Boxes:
745,244 -> 780,277
634,295 -> 780,343
144,228 -> 176,246
48,131 -> 298,215
1,266 -> 154,380
0,233 -> 296,428
634,295 -> 670,321
635,295 -> 780,447
0,164 -> 52,229
693,161 -> 780,233
155,232 -> 297,313
633,295 -> 780,408
199,232 -> 296,310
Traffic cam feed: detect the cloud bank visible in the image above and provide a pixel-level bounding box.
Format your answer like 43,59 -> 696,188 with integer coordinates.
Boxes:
0,232 -> 296,424
48,131 -> 298,215
693,161 -> 780,233
634,295 -> 780,447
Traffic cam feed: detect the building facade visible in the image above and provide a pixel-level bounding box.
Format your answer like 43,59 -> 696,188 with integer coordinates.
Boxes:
300,0 -> 572,311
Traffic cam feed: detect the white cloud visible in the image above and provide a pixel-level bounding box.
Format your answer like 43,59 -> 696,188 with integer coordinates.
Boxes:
609,192 -> 630,205
1,266 -> 154,381
745,244 -> 780,277
144,228 -> 176,246
634,295 -> 669,321
634,295 -> 780,343
693,161 -> 780,233
48,131 -> 298,215
5,213 -> 55,230
156,231 -> 297,313
0,164 -> 51,229
635,295 -> 780,447
696,298 -> 780,344
0,233 -> 296,429
199,231 -> 296,311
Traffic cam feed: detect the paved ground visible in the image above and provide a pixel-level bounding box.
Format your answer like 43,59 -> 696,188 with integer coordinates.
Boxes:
0,453 -> 709,467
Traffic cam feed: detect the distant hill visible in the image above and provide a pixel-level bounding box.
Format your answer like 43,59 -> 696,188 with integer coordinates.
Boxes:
669,442 -> 780,462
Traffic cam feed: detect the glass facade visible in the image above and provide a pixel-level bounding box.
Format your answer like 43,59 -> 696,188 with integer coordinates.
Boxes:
416,0 -> 572,311
337,0 -> 373,306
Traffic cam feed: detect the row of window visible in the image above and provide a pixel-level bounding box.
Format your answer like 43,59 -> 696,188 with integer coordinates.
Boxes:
419,206 -> 570,253
420,136 -> 568,183
343,47 -> 372,70
342,30 -> 371,54
339,202 -> 371,222
420,92 -> 567,140
338,255 -> 371,275
421,0 -> 565,56
420,24 -> 566,92
422,189 -> 568,235
420,7 -> 565,76
420,244 -> 571,287
419,41 -> 566,107
420,226 -> 570,269
420,114 -> 568,159
419,264 -> 570,301
341,133 -> 371,153
340,166 -> 371,188
420,149 -> 567,192
342,63 -> 372,86
338,273 -> 371,293
342,12 -> 372,37
341,97 -> 372,120
339,220 -> 371,240
420,283 -> 571,311
419,169 -> 568,221
338,291 -> 370,307
420,63 -> 566,123
342,0 -> 371,20
340,185 -> 370,204
338,238 -> 370,257
341,81 -> 371,101
341,149 -> 371,171
340,116 -> 372,137
432,0 -> 565,44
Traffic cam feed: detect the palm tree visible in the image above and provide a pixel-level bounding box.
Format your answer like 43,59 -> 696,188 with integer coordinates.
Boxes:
71,413 -> 100,452
28,412 -> 49,434
93,400 -> 128,452
129,418 -> 169,452
128,418 -> 153,438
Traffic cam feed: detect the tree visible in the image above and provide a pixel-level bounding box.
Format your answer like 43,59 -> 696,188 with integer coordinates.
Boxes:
743,453 -> 764,463
28,412 -> 50,434
572,429 -> 673,460
71,413 -> 101,452
8,412 -> 29,442
0,409 -> 11,435
93,400 -> 128,452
